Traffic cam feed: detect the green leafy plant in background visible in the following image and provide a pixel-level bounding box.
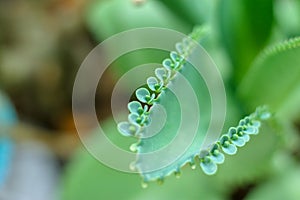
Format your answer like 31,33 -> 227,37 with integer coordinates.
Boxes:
62,0 -> 300,199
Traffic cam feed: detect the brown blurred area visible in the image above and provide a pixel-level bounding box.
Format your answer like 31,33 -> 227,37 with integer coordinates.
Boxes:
0,0 -> 113,159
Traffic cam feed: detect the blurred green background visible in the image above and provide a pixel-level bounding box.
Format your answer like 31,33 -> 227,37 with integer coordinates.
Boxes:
0,0 -> 300,199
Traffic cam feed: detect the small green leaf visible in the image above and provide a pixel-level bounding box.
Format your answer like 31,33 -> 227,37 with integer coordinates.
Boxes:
237,127 -> 250,142
162,58 -> 180,70
182,37 -> 192,49
147,77 -> 161,92
136,88 -> 151,103
241,133 -> 250,142
210,144 -> 225,164
162,58 -> 175,70
175,42 -> 184,54
200,156 -> 218,175
117,122 -> 139,137
211,153 -> 225,165
244,126 -> 258,135
239,119 -> 247,126
231,137 -> 246,147
128,113 -> 142,125
211,153 -> 225,164
252,120 -> 261,128
143,115 -> 151,126
128,101 -> 143,114
220,136 -> 237,155
228,127 -> 246,147
228,127 -> 237,136
170,51 -> 184,63
259,112 -> 271,120
221,144 -> 237,155
155,68 -> 170,82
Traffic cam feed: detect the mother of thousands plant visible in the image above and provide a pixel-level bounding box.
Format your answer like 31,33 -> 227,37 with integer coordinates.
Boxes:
117,27 -> 271,186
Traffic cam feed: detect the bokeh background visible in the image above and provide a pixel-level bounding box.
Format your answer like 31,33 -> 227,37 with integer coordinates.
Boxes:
0,0 -> 300,199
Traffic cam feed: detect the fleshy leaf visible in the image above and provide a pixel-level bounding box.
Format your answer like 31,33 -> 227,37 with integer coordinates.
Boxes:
244,126 -> 258,135
175,42 -> 184,54
211,152 -> 225,164
211,153 -> 225,164
117,27 -> 270,183
136,88 -> 151,103
240,132 -> 250,143
170,51 -> 184,63
220,136 -> 237,155
128,101 -> 143,115
162,58 -> 179,70
147,77 -> 161,92
200,156 -> 218,175
219,135 -> 230,144
143,115 -> 151,126
128,113 -> 142,125
222,144 -> 237,155
231,137 -> 246,147
252,120 -> 261,128
182,37 -> 192,48
117,122 -> 138,137
155,68 -> 170,82
210,144 -> 225,164
236,126 -> 250,142
162,58 -> 173,70
227,128 -> 245,147
135,61 -> 212,182
228,127 -> 237,136
259,112 -> 271,120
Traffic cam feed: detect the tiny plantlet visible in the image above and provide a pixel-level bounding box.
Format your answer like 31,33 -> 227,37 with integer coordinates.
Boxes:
117,27 -> 272,185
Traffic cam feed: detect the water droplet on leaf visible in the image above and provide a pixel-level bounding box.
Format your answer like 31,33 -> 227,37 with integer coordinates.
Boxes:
130,143 -> 138,152
141,181 -> 148,189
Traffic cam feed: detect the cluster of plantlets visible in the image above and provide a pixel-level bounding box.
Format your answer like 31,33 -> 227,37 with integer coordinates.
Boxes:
118,27 -> 206,138
117,27 -> 271,185
199,106 -> 270,175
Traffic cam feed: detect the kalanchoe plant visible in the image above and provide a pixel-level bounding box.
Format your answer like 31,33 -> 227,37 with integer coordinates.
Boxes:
199,106 -> 270,175
63,0 -> 300,198
118,26 -> 207,138
117,27 -> 272,185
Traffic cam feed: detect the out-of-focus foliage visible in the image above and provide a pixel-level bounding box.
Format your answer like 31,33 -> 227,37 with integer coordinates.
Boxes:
246,168 -> 300,200
275,0 -> 300,37
245,153 -> 300,200
1,0 -> 298,199
86,0 -> 189,40
159,0 -> 214,27
61,0 -> 300,199
217,0 -> 274,83
86,0 -> 190,77
239,37 -> 300,116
